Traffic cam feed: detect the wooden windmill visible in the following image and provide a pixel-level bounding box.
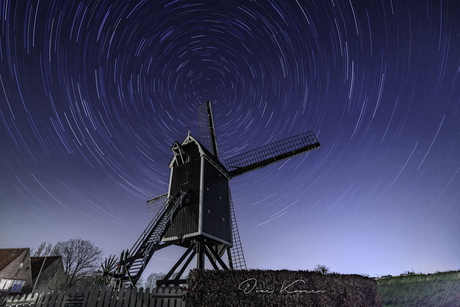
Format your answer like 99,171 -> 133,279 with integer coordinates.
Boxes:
95,102 -> 320,288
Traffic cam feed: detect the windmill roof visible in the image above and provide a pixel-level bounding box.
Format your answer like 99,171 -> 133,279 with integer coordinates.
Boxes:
196,138 -> 228,171
0,248 -> 29,271
169,133 -> 229,174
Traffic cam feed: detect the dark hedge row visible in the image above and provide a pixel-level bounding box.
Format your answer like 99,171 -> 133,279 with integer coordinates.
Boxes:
187,269 -> 382,307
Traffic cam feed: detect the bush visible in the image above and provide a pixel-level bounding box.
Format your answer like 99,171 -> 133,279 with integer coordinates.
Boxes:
187,269 -> 382,307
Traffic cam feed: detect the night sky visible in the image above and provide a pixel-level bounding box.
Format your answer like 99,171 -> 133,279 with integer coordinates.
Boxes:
1,0 -> 459,280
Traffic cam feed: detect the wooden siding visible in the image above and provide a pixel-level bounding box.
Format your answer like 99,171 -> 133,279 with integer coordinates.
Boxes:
201,160 -> 231,244
164,158 -> 201,241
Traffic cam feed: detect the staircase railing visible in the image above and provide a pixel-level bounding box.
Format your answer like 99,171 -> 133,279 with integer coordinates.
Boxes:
125,191 -> 188,284
129,195 -> 176,257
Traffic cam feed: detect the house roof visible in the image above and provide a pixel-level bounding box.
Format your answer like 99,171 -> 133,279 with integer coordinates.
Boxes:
0,248 -> 29,271
30,257 -> 62,279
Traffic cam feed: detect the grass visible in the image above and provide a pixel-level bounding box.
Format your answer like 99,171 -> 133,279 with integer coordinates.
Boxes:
374,270 -> 460,307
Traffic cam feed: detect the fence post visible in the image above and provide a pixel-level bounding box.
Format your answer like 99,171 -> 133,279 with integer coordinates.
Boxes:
54,289 -> 66,307
134,288 -> 143,307
41,292 -> 52,307
47,289 -> 59,307
29,291 -> 40,307
80,287 -> 91,307
115,287 -> 124,307
142,288 -> 149,307
86,286 -> 100,307
129,288 -> 137,307
36,292 -> 48,307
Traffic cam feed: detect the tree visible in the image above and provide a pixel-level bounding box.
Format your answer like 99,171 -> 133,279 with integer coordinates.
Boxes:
34,238 -> 103,288
58,238 -> 103,288
135,276 -> 145,289
314,264 -> 330,275
32,242 -> 46,257
143,273 -> 165,289
32,242 -> 60,257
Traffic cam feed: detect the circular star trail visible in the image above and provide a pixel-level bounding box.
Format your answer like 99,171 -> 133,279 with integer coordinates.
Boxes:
1,0 -> 459,277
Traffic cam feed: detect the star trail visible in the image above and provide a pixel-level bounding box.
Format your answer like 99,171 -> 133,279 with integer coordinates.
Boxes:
1,0 -> 459,278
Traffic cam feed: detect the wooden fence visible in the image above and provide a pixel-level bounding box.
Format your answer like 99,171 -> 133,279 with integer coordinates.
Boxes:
0,286 -> 187,307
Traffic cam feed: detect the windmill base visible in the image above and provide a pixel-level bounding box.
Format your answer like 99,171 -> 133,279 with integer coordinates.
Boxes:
156,236 -> 231,287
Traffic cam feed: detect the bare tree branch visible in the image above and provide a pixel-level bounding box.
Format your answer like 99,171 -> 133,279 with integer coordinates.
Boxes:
54,238 -> 103,288
33,242 -> 46,257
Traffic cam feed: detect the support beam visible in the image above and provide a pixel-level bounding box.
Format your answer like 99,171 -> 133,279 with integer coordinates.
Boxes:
157,245 -> 195,287
227,247 -> 234,270
204,247 -> 220,270
155,238 -> 231,287
175,249 -> 196,281
163,244 -> 195,281
205,242 -> 229,270
196,239 -> 205,269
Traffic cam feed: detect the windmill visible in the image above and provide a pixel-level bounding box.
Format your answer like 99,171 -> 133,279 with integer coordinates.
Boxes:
96,101 -> 320,288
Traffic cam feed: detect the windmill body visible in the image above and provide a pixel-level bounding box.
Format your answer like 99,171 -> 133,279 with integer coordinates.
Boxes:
165,134 -> 232,247
95,101 -> 320,288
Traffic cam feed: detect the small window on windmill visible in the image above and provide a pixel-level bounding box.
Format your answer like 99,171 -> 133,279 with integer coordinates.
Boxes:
178,164 -> 189,186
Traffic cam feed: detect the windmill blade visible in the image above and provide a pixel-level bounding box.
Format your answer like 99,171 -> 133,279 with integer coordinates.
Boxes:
228,187 -> 246,270
197,101 -> 219,159
224,131 -> 320,177
147,193 -> 168,215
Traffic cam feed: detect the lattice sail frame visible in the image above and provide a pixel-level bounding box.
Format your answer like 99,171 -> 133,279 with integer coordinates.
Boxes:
147,193 -> 168,215
225,131 -> 320,177
198,103 -> 213,155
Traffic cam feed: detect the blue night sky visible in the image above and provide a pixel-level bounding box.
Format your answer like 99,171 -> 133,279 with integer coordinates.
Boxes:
1,0 -> 459,279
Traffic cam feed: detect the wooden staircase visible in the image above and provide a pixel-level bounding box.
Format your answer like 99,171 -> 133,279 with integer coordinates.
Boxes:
123,192 -> 189,286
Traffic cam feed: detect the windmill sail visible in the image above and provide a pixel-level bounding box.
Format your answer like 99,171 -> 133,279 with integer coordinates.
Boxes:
147,193 -> 168,215
225,131 -> 320,177
197,101 -> 219,159
228,188 -> 246,270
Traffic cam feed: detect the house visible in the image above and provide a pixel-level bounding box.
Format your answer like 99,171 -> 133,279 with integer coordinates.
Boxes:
0,248 -> 65,296
30,255 -> 66,293
0,248 -> 32,295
